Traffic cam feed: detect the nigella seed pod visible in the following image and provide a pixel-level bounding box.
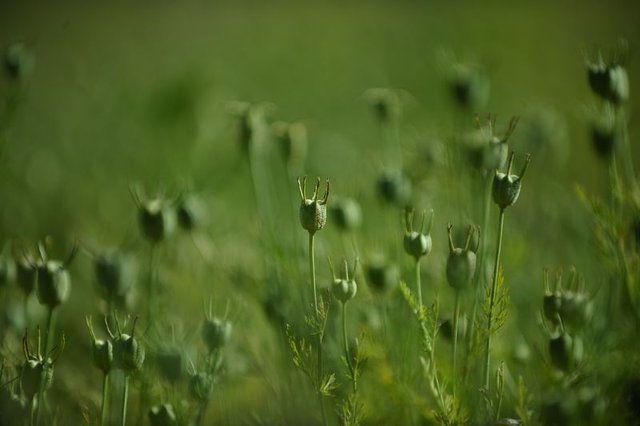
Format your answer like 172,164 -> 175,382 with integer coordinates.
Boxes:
559,291 -> 593,331
330,198 -> 362,232
155,349 -> 185,383
403,208 -> 434,260
330,259 -> 358,304
448,63 -> 490,110
92,340 -> 113,374
586,43 -> 629,105
363,88 -> 401,124
201,318 -> 232,353
376,170 -> 411,207
148,404 -> 177,426
138,199 -> 176,243
36,261 -> 71,308
543,293 -> 562,324
113,333 -> 145,372
189,372 -> 214,403
297,176 -> 329,234
365,257 -> 399,294
549,333 -> 583,372
591,112 -> 618,159
176,194 -> 207,232
94,250 -> 134,301
15,255 -> 37,297
21,359 -> 52,399
587,60 -> 610,101
446,224 -> 480,291
492,152 -> 531,210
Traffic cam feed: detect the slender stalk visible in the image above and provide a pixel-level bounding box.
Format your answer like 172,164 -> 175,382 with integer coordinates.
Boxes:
342,303 -> 356,394
195,400 -> 209,426
483,209 -> 505,390
452,291 -> 461,397
121,375 -> 130,426
146,244 -> 156,328
308,232 -> 327,426
101,373 -> 109,426
415,259 -> 423,308
35,307 -> 56,426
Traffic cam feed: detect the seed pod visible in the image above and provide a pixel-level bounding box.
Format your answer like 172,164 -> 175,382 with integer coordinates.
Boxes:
21,359 -> 52,399
330,259 -> 358,304
113,333 -> 145,372
591,112 -> 618,159
448,63 -> 490,110
155,348 -> 185,383
189,372 -> 214,403
201,318 -> 232,353
330,198 -> 362,232
365,257 -> 399,294
92,340 -> 113,374
297,176 -> 329,234
376,170 -> 411,207
403,208 -> 433,261
148,404 -> 177,426
549,333 -> 583,372
176,194 -> 207,232
446,224 -> 480,291
492,152 -> 531,210
587,60 -> 611,101
363,88 -> 401,124
138,199 -> 176,243
559,291 -> 593,331
94,250 -> 134,301
543,292 -> 562,325
36,260 -> 71,308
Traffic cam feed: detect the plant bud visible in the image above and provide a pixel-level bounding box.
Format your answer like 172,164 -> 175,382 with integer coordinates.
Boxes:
492,152 -> 531,210
15,256 -> 37,297
176,194 -> 207,232
297,176 -> 329,234
559,291 -> 593,331
36,260 -> 71,308
586,46 -> 629,105
21,359 -> 52,399
448,63 -> 490,110
202,318 -> 232,353
94,250 -> 134,301
377,170 -> 411,207
189,372 -> 214,403
365,257 -> 399,294
446,224 -> 479,291
330,198 -> 362,232
330,259 -> 358,304
113,333 -> 145,372
148,404 -> 177,426
549,333 -> 583,372
543,292 -> 562,324
92,340 -> 113,374
138,199 -> 176,243
155,349 -> 185,383
403,208 -> 434,260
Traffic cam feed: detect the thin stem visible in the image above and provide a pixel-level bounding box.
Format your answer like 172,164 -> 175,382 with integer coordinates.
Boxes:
121,375 -> 130,426
146,244 -> 156,328
101,373 -> 109,426
452,291 -> 461,397
35,307 -> 56,426
195,400 -> 209,426
342,303 -> 356,394
309,232 -> 327,426
415,259 -> 423,308
483,209 -> 505,390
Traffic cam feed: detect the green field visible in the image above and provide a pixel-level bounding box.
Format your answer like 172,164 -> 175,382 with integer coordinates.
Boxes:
1,1 -> 640,425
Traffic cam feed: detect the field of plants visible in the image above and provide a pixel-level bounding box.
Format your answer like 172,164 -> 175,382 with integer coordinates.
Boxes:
1,1 -> 639,425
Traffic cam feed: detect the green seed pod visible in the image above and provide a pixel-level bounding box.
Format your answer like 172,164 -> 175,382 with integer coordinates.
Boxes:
543,292 -> 562,324
21,359 -> 52,399
113,333 -> 145,372
148,404 -> 177,426
330,198 -> 362,232
92,340 -> 113,374
549,333 -> 583,372
559,291 -> 593,331
376,170 -> 411,207
15,256 -> 37,297
365,257 -> 399,294
94,250 -> 134,301
155,349 -> 185,383
330,259 -> 358,304
189,372 -> 214,403
448,63 -> 490,110
403,208 -> 434,260
176,194 -> 207,232
586,44 -> 629,105
138,199 -> 176,243
297,176 -> 329,234
363,88 -> 401,124
202,318 -> 232,353
446,224 -> 480,291
3,42 -> 35,81
36,260 -> 71,308
492,152 -> 531,210
587,60 -> 611,101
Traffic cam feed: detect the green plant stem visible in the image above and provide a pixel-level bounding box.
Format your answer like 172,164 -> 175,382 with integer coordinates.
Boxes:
483,208 -> 505,390
146,244 -> 157,329
452,291 -> 461,397
415,259 -> 423,308
101,373 -> 109,426
121,375 -> 130,426
308,232 -> 327,426
195,400 -> 209,426
342,303 -> 357,394
35,307 -> 56,426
